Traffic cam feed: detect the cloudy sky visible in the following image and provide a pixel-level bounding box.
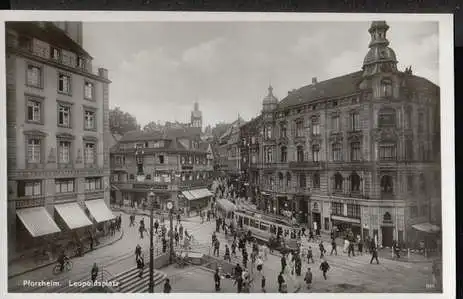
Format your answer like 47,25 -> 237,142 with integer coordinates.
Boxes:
82,21 -> 438,127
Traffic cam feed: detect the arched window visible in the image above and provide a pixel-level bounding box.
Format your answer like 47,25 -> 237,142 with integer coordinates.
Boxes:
280,146 -> 287,163
286,172 -> 292,187
313,172 -> 320,189
332,143 -> 342,161
381,175 -> 393,194
280,122 -> 287,138
299,173 -> 306,188
381,79 -> 393,97
312,144 -> 320,162
383,212 -> 392,223
350,172 -> 360,192
334,173 -> 343,191
297,145 -> 304,162
278,172 -> 284,186
378,107 -> 396,127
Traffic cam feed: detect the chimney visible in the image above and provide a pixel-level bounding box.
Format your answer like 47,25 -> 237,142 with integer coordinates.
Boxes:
312,77 -> 317,84
98,68 -> 108,79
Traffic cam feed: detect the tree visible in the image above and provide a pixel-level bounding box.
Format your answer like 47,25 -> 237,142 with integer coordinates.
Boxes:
143,121 -> 162,132
109,107 -> 140,135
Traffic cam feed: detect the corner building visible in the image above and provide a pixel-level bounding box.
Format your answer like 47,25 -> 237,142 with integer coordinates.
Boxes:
249,21 -> 441,248
6,22 -> 112,260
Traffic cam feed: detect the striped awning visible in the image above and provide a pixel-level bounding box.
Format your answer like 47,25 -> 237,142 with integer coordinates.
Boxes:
16,207 -> 61,237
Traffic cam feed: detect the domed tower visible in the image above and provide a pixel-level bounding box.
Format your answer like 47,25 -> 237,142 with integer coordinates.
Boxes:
262,85 -> 278,112
362,21 -> 398,77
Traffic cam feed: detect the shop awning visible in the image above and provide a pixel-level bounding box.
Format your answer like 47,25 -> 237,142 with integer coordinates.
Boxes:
412,223 -> 440,233
193,188 -> 213,199
84,199 -> 116,223
55,202 -> 93,229
331,215 -> 361,224
216,198 -> 236,213
16,207 -> 61,237
182,191 -> 196,201
189,189 -> 202,199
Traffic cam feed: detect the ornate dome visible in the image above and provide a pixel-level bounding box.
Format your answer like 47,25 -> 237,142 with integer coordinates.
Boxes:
262,85 -> 278,105
363,46 -> 397,66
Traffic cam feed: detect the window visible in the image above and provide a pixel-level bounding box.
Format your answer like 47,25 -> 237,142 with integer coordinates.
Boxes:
379,143 -> 396,160
378,108 -> 396,127
350,172 -> 360,192
332,143 -> 342,161
332,202 -> 343,216
405,139 -> 414,160
313,172 -> 320,188
311,117 -> 320,136
280,146 -> 287,163
51,47 -> 61,61
296,145 -> 304,162
27,138 -> 41,163
265,147 -> 273,163
58,104 -> 71,127
27,99 -> 41,122
381,80 -> 393,97
278,172 -> 284,186
26,65 -> 41,87
17,180 -> 41,197
286,173 -> 292,187
58,140 -> 71,164
84,110 -> 96,130
280,123 -> 287,138
407,175 -> 414,193
347,204 -> 361,218
84,82 -> 94,100
85,177 -> 102,191
351,112 -> 360,131
77,57 -> 85,69
58,74 -> 71,94
266,126 -> 272,139
55,179 -> 74,193
251,155 -> 256,164
351,142 -> 361,161
410,205 -> 418,217
334,173 -> 343,191
418,111 -> 425,133
380,175 -> 393,194
312,144 -> 320,162
159,155 -> 165,164
296,120 -> 303,137
405,108 -> 412,129
84,143 -> 95,164
331,115 -> 339,132
145,174 -> 151,180
299,174 -> 306,188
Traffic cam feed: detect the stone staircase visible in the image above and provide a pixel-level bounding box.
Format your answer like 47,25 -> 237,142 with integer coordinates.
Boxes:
109,267 -> 167,293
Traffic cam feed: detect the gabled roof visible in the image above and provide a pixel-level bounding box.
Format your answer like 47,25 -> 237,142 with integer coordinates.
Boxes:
7,21 -> 92,58
278,71 -> 363,109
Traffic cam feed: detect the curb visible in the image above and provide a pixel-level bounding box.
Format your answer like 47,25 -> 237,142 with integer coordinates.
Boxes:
8,229 -> 125,279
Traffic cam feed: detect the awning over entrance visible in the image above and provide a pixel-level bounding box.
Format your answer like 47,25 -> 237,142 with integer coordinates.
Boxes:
216,198 -> 236,213
182,191 -> 196,201
412,223 -> 440,233
331,215 -> 361,224
85,199 -> 116,223
16,207 -> 61,237
55,202 -> 93,229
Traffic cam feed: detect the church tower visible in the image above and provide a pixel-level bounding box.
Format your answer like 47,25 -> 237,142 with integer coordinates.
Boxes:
191,102 -> 203,129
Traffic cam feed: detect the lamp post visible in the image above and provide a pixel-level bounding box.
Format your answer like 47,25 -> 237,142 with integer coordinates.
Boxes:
148,189 -> 155,293
166,201 -> 174,264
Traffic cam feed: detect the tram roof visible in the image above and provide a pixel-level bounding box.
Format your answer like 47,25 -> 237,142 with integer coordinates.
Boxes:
235,208 -> 301,228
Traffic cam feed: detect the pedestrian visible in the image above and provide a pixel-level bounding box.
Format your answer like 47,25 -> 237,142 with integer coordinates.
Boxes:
175,231 -> 179,247
214,239 -> 220,257
277,271 -> 285,293
295,254 -> 302,276
330,238 -> 338,256
214,268 -> 221,291
136,254 -> 145,278
163,279 -> 172,293
234,272 -> 243,293
225,244 -> 231,262
207,210 -> 211,222
301,227 -> 306,237
162,237 -> 167,253
154,219 -> 159,234
135,244 -> 142,259
261,275 -> 266,293
348,241 -> 356,257
89,235 -> 94,251
304,268 -> 313,289
393,240 -> 400,258
231,239 -> 237,256
177,213 -> 181,225
308,229 -> 314,242
242,249 -> 248,269
370,247 -> 380,264
358,239 -> 364,256
307,246 -> 314,263
212,232 -> 217,247
139,225 -> 145,239
319,241 -> 325,259
320,259 -> 330,280
432,260 -> 440,288
256,255 -> 263,272
91,263 -> 99,283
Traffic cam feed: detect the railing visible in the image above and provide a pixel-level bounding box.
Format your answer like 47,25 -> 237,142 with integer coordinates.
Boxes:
54,193 -> 77,202
14,196 -> 45,208
84,190 -> 105,200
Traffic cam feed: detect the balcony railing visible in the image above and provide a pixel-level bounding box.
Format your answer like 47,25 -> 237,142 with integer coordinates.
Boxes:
54,192 -> 77,202
84,190 -> 104,200
14,196 -> 45,209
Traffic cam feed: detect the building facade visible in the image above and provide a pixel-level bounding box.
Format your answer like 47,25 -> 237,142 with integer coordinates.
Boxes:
110,128 -> 214,216
216,117 -> 245,181
245,21 -> 440,248
6,22 -> 112,259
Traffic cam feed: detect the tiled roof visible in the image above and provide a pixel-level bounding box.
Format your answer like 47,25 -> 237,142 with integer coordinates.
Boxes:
119,130 -> 163,142
403,74 -> 440,96
278,71 -> 364,109
7,21 -> 91,58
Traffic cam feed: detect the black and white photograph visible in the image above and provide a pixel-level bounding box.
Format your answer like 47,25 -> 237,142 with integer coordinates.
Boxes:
0,11 -> 454,297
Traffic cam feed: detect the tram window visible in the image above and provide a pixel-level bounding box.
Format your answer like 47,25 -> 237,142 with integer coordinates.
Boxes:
244,217 -> 250,225
252,220 -> 259,228
260,224 -> 269,231
250,219 -> 255,227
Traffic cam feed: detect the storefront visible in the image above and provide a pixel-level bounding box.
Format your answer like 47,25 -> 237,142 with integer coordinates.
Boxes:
330,215 -> 361,239
181,188 -> 213,217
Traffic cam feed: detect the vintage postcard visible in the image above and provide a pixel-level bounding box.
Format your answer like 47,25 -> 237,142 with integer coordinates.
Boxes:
0,11 -> 454,299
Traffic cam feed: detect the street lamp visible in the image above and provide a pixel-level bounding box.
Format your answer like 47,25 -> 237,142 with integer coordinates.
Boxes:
166,201 -> 174,264
148,189 -> 155,293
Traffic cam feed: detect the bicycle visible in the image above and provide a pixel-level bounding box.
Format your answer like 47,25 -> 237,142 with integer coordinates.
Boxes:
52,259 -> 73,275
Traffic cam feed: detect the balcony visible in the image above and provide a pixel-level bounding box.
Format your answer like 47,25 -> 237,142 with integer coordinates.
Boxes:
14,196 -> 45,209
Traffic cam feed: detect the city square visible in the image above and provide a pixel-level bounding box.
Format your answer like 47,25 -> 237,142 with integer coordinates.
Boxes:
4,14 -> 448,295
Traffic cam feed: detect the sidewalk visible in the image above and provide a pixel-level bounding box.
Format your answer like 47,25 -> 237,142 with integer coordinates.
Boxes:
8,229 -> 124,279
111,205 -> 196,222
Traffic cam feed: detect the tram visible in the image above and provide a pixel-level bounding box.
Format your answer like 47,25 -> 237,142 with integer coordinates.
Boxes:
233,209 -> 302,253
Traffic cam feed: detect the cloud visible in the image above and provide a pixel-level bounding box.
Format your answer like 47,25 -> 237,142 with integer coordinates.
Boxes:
181,38 -> 225,72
